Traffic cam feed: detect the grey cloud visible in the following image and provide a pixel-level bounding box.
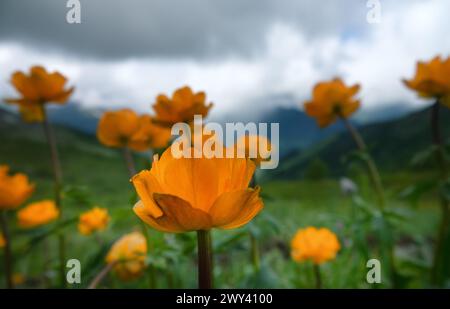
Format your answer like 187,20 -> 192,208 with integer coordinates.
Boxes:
0,0 -> 368,60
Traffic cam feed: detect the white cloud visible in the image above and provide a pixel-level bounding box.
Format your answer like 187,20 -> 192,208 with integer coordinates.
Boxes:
1,0 -> 449,122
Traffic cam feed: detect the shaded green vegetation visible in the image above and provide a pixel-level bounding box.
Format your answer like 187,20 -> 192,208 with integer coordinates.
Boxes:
0,108 -> 446,288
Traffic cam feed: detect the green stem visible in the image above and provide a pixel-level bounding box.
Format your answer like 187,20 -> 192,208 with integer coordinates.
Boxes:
341,117 -> 385,208
42,113 -> 66,287
197,230 -> 213,289
0,211 -> 13,289
341,116 -> 397,287
88,262 -> 116,289
313,264 -> 322,289
250,232 -> 260,272
123,147 -> 137,178
430,101 -> 450,286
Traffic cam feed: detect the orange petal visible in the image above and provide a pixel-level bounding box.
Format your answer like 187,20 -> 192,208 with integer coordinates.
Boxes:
10,72 -> 39,100
209,187 -> 263,229
131,171 -> 164,218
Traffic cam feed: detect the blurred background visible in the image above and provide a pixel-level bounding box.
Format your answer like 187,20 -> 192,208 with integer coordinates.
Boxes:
0,0 -> 449,288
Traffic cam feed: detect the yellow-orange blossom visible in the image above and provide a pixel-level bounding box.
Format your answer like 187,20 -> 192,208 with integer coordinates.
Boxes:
152,86 -> 213,127
78,207 -> 110,235
403,55 -> 450,107
131,147 -> 264,233
5,66 -> 74,122
0,165 -> 34,210
97,109 -> 171,151
17,200 -> 59,228
304,78 -> 360,128
105,232 -> 147,281
291,227 -> 341,264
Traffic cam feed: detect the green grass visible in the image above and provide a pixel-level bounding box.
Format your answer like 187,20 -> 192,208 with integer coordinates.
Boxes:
0,120 -> 445,288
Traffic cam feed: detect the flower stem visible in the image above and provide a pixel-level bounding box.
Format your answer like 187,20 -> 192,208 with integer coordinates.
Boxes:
341,116 -> 397,286
313,264 -> 322,289
430,101 -> 450,286
42,114 -> 66,287
0,211 -> 13,289
250,232 -> 260,272
197,230 -> 213,289
88,262 -> 116,289
122,147 -> 137,178
341,117 -> 385,208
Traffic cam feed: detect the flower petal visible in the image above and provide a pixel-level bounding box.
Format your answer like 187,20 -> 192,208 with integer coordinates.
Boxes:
210,187 -> 263,229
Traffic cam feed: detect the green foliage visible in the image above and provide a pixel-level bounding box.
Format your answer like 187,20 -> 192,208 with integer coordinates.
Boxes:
304,158 -> 329,181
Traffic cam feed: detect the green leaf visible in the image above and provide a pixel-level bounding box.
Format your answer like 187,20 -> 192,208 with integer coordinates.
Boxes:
410,145 -> 438,167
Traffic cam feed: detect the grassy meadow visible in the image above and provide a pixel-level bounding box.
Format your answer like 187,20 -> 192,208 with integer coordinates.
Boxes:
1,111 -> 445,288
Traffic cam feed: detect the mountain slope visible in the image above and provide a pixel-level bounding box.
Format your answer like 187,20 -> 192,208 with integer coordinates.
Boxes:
272,106 -> 450,179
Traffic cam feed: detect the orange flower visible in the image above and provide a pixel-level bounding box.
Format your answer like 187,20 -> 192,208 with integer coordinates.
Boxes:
12,273 -> 25,286
403,55 -> 450,107
78,207 -> 110,235
105,232 -> 147,281
234,135 -> 272,166
5,66 -> 74,122
0,233 -> 5,248
17,200 -> 59,228
0,165 -> 34,210
97,109 -> 171,151
291,227 -> 340,264
304,78 -> 360,128
152,86 -> 213,127
131,146 -> 264,233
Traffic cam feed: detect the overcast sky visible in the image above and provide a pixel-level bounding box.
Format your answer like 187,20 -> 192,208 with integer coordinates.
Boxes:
0,0 -> 449,121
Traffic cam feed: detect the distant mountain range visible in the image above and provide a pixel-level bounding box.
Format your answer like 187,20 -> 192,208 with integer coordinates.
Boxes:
2,101 -> 448,181
271,106 -> 450,179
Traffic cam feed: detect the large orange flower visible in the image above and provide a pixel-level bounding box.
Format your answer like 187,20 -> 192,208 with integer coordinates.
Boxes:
97,109 -> 171,151
304,78 -> 360,128
105,232 -> 147,281
291,227 -> 340,265
131,147 -> 264,233
78,207 -> 110,235
403,56 -> 450,108
5,66 -> 74,122
17,200 -> 59,228
0,165 -> 34,210
152,86 -> 213,127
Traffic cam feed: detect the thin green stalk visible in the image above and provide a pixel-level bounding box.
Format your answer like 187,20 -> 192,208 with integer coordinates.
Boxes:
123,147 -> 137,177
313,264 -> 322,289
250,232 -> 260,272
430,101 -> 450,285
197,230 -> 213,289
88,262 -> 116,289
42,113 -> 66,287
341,117 -> 385,208
340,116 -> 396,287
0,211 -> 13,289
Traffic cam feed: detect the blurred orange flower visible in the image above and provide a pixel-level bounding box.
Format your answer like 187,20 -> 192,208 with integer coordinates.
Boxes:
132,146 -> 264,233
12,273 -> 25,286
234,135 -> 272,166
304,78 -> 360,128
0,233 -> 5,248
17,200 -> 59,229
0,165 -> 34,210
291,227 -> 340,264
152,86 -> 213,127
5,66 -> 74,122
105,232 -> 147,281
403,56 -> 450,107
78,207 -> 110,235
97,109 -> 171,151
